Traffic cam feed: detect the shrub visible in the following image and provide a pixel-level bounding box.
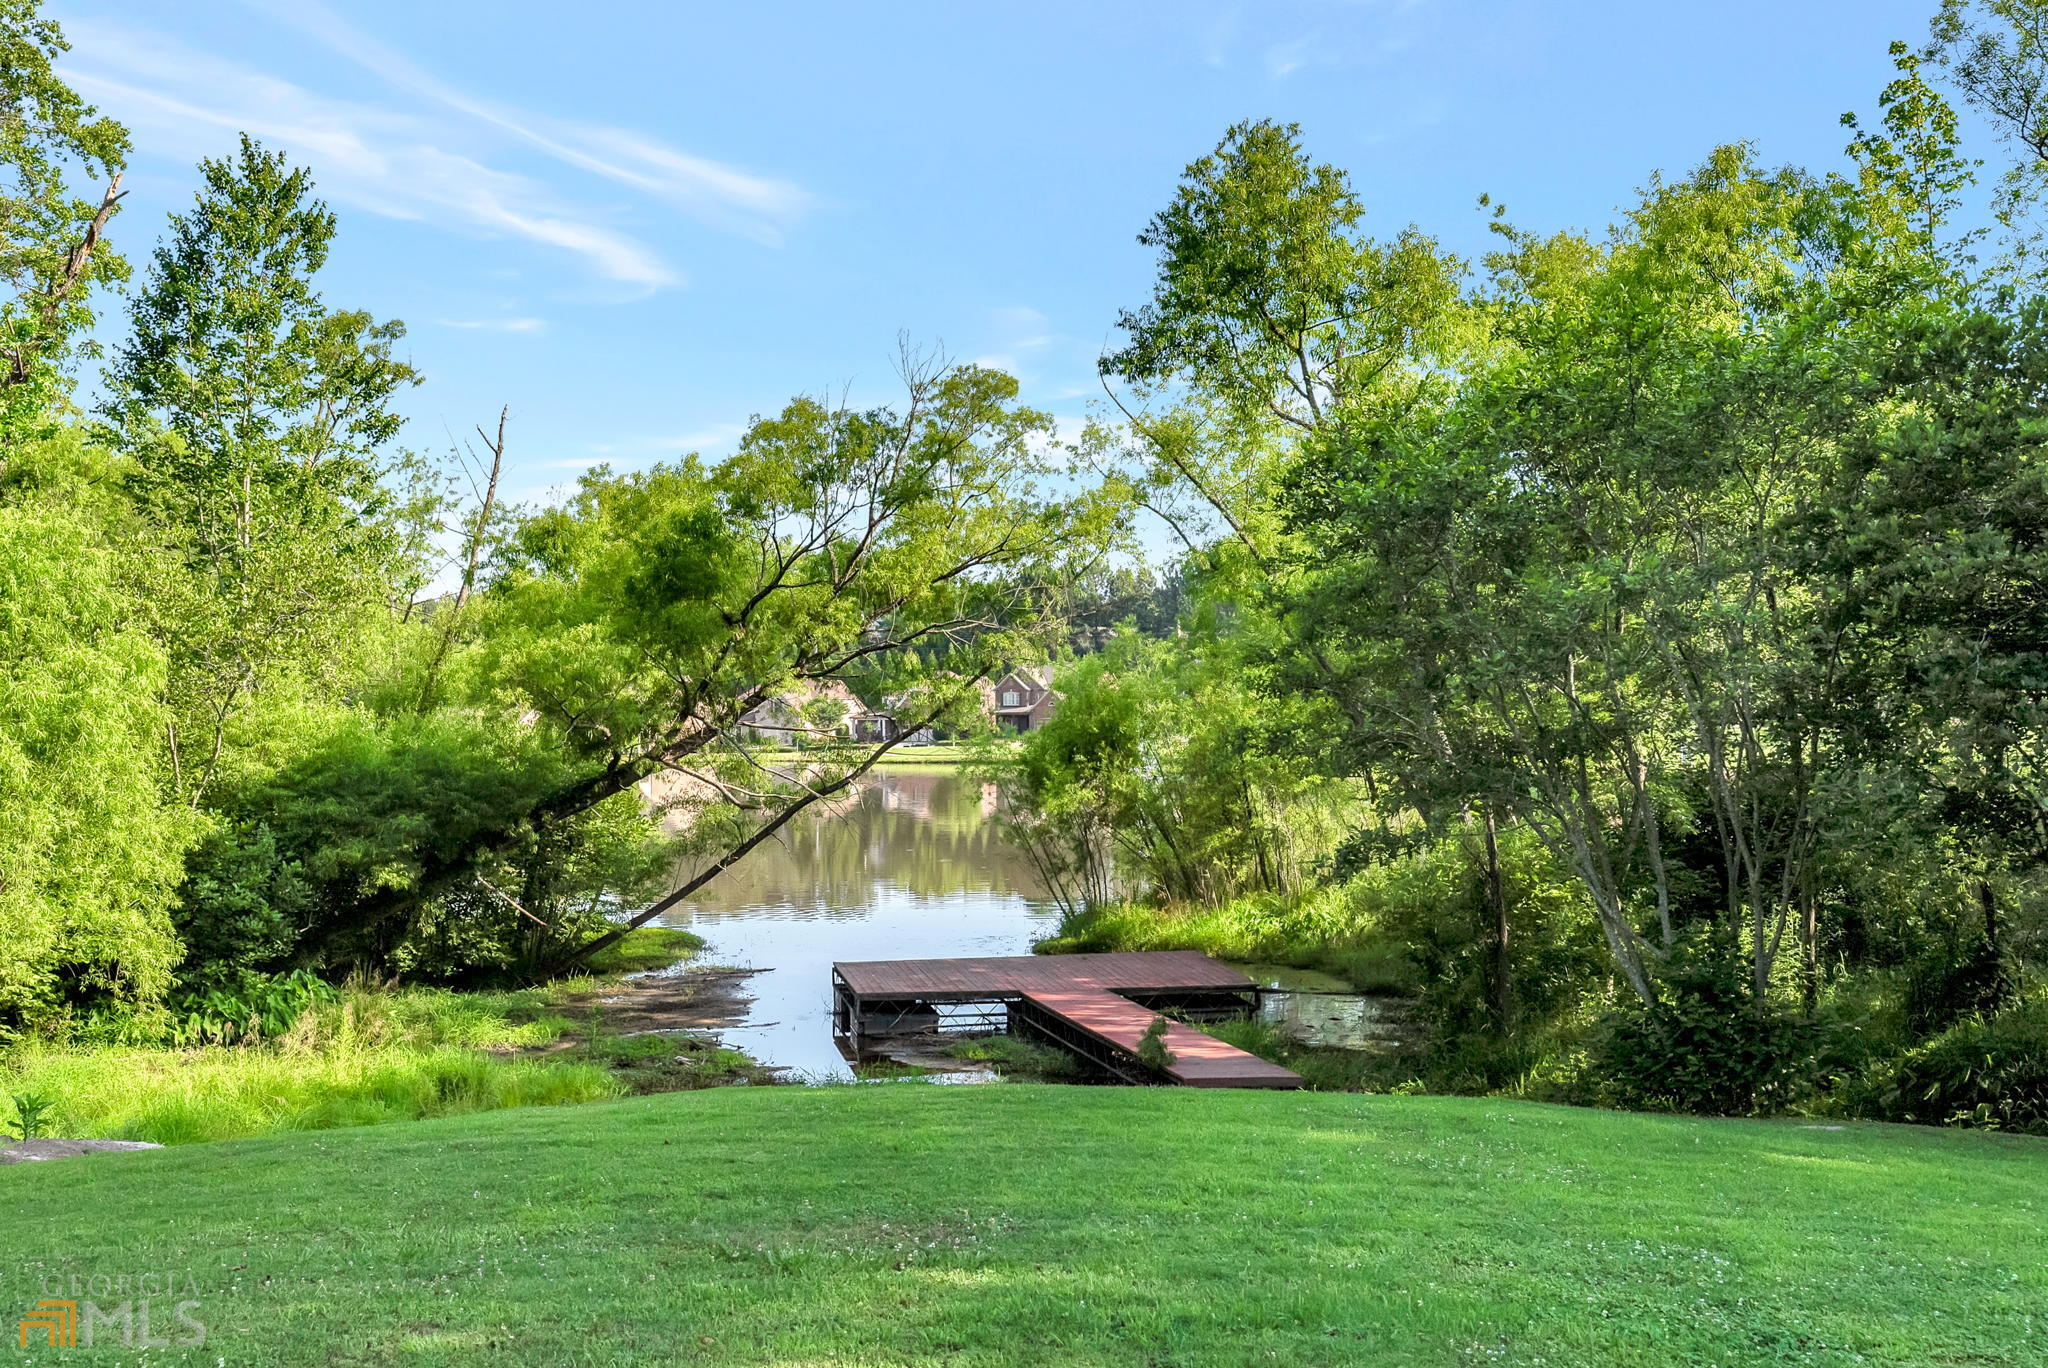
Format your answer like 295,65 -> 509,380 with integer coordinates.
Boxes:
172,822 -> 315,988
1039,825 -> 1606,1044
163,969 -> 338,1046
1847,993 -> 2048,1134
1595,939 -> 1816,1116
1136,1016 -> 1176,1074
1904,939 -> 2013,1035
5,1091 -> 56,1141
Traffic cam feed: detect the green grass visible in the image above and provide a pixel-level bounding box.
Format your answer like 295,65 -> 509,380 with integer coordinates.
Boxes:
580,926 -> 706,975
0,932 -> 716,1147
0,986 -> 620,1145
1040,891 -> 1419,994
1,1087 -> 2038,1365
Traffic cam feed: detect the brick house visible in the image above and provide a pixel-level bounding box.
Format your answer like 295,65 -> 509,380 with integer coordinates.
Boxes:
991,666 -> 1061,733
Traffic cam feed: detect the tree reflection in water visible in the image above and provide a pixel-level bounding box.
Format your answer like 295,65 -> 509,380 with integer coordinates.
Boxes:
656,767 -> 1055,1078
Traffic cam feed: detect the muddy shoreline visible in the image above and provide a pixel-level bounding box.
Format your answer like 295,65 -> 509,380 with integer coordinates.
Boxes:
581,963 -> 763,1037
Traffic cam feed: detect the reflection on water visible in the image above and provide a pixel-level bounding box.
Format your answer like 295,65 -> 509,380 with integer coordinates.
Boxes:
656,767 -> 1057,1079
657,771 -> 1408,1076
1236,962 -> 1412,1053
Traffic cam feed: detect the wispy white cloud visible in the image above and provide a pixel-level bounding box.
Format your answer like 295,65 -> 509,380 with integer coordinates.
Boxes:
60,7 -> 815,291
60,19 -> 682,289
971,304 -> 1061,376
989,305 -> 1054,350
236,0 -> 813,244
1205,0 -> 1438,79
1197,9 -> 1241,68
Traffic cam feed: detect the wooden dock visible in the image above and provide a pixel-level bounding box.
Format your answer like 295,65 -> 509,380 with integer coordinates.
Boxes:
831,950 -> 1302,1089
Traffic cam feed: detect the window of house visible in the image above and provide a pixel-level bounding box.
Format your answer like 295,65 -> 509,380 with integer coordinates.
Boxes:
1003,691 -> 1019,706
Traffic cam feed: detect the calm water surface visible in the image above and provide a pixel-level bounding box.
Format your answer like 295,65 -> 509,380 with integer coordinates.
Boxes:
655,765 -> 1390,1077
656,767 -> 1058,1079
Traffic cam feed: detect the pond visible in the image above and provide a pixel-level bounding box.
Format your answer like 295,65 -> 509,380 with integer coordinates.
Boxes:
655,765 -> 1393,1079
655,766 -> 1058,1079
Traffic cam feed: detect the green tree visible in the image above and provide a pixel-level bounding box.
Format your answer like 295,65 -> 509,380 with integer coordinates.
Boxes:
226,353 -> 1123,973
1799,298 -> 2048,1016
102,136 -> 421,804
0,0 -> 128,450
1105,118 -> 1465,440
1928,0 -> 2048,273
1843,40 -> 1978,249
995,632 -> 1350,915
1119,95 -> 2008,1036
1289,143 -> 1957,1005
1095,120 -> 1467,583
0,498 -> 193,1028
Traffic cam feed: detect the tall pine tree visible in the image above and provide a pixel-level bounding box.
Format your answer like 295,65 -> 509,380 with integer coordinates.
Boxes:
103,135 -> 420,803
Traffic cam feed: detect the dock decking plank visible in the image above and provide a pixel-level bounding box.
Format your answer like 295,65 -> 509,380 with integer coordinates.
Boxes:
1020,990 -> 1302,1089
832,950 -> 1302,1090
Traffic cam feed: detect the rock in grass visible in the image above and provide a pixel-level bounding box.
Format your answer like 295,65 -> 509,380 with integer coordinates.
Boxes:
0,1139 -> 162,1164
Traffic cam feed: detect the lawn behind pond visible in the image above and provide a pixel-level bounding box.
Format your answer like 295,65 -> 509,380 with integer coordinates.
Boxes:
2,1086 -> 2038,1366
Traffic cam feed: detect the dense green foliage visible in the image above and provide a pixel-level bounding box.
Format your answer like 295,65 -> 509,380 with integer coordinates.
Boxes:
1845,990 -> 2048,1130
0,0 -> 127,440
4,0 -> 2048,1138
0,2 -> 1117,1049
0,497 -> 192,1021
1011,6 -> 2048,1128
990,633 -> 1349,913
2,1087 -> 2039,1365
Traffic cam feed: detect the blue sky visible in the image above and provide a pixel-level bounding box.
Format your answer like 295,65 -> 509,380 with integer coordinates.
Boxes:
56,0 -> 1935,505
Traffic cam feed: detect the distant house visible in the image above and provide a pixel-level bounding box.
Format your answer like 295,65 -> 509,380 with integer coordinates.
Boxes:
738,679 -> 862,745
853,704 -> 934,746
991,666 -> 1061,733
838,670 -> 1059,742
852,673 -> 989,745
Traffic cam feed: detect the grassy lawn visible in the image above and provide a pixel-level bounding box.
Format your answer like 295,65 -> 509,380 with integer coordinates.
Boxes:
1,1087 -> 2039,1366
0,929 -> 721,1147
